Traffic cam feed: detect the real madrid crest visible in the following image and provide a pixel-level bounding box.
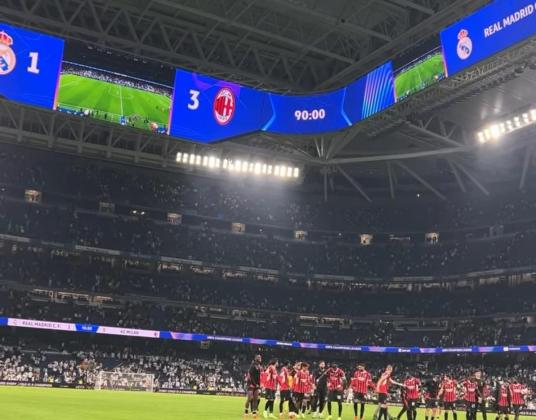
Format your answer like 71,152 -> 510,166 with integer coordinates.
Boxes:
457,29 -> 473,60
0,31 -> 16,76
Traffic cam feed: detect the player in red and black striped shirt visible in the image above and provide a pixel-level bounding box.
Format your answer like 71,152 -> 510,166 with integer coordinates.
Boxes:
293,362 -> 311,418
438,374 -> 458,420
495,381 -> 511,420
401,374 -> 422,420
351,363 -> 373,420
262,359 -> 278,419
278,361 -> 292,418
326,362 -> 346,420
376,365 -> 404,420
509,378 -> 528,420
462,376 -> 478,420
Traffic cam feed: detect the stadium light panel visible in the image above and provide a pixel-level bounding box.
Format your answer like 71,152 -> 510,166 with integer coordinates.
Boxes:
477,108 -> 536,144
174,153 -> 299,181
254,163 -> 261,175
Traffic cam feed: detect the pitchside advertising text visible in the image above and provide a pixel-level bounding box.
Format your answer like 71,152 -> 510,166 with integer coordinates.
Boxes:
2,316 -> 535,354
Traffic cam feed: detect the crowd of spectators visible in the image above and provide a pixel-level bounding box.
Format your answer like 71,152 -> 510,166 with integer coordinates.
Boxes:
2,146 -> 536,234
0,345 -> 242,392
60,63 -> 172,97
2,250 -> 536,319
3,197 -> 536,278
0,283 -> 533,347
2,144 -> 536,390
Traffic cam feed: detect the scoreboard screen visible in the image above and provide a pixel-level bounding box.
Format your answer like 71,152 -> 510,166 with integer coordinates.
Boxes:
0,23 -> 64,109
261,61 -> 395,135
440,0 -> 536,76
169,69 -> 272,143
170,61 -> 395,141
4,7 -> 536,144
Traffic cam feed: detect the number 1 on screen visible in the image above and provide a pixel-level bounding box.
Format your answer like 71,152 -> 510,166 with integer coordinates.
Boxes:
27,52 -> 40,74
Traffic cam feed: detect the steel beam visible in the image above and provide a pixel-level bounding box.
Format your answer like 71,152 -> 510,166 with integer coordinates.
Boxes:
394,161 -> 447,200
387,162 -> 396,199
451,161 -> 490,196
519,145 -> 534,190
448,159 -> 466,193
336,166 -> 372,202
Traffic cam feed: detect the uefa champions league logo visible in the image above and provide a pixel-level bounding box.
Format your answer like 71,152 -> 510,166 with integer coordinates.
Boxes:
456,29 -> 473,60
0,31 -> 16,75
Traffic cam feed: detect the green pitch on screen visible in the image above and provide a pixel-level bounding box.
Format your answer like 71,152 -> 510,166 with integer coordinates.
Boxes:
57,74 -> 171,132
0,387 -> 533,420
395,53 -> 445,101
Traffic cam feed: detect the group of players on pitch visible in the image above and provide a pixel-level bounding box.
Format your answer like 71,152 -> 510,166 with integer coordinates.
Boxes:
244,356 -> 530,420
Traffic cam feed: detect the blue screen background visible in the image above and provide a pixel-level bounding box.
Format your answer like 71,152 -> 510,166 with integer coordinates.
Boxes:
168,69 -> 272,143
441,0 -> 536,76
0,22 -> 64,109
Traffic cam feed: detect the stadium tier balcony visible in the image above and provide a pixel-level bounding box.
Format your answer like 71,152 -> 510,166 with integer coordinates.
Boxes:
3,145 -> 536,236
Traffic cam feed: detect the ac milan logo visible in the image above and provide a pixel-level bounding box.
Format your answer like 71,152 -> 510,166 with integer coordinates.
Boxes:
213,87 -> 235,125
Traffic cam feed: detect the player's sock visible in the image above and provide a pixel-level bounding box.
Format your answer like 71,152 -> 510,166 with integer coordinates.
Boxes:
319,400 -> 326,415
381,408 -> 388,420
360,403 -> 366,420
338,402 -> 343,417
452,413 -> 457,420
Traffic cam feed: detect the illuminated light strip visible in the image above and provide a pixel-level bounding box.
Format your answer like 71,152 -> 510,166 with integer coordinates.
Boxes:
1,316 -> 535,354
477,109 -> 536,144
175,152 -> 300,179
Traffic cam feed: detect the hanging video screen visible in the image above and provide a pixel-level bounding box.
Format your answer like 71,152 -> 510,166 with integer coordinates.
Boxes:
55,60 -> 173,134
394,46 -> 446,102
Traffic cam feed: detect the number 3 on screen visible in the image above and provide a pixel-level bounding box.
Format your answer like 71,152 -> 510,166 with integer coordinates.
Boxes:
27,52 -> 40,75
188,89 -> 200,110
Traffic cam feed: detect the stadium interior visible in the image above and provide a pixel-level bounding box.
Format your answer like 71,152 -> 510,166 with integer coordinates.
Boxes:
2,0 -> 536,419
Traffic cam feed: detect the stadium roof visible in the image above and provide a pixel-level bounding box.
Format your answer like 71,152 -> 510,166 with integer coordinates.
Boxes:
2,0 -> 536,200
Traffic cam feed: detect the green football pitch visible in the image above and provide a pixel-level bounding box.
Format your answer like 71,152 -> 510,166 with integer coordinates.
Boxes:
0,387 -> 533,420
395,53 -> 445,101
56,74 -> 171,131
